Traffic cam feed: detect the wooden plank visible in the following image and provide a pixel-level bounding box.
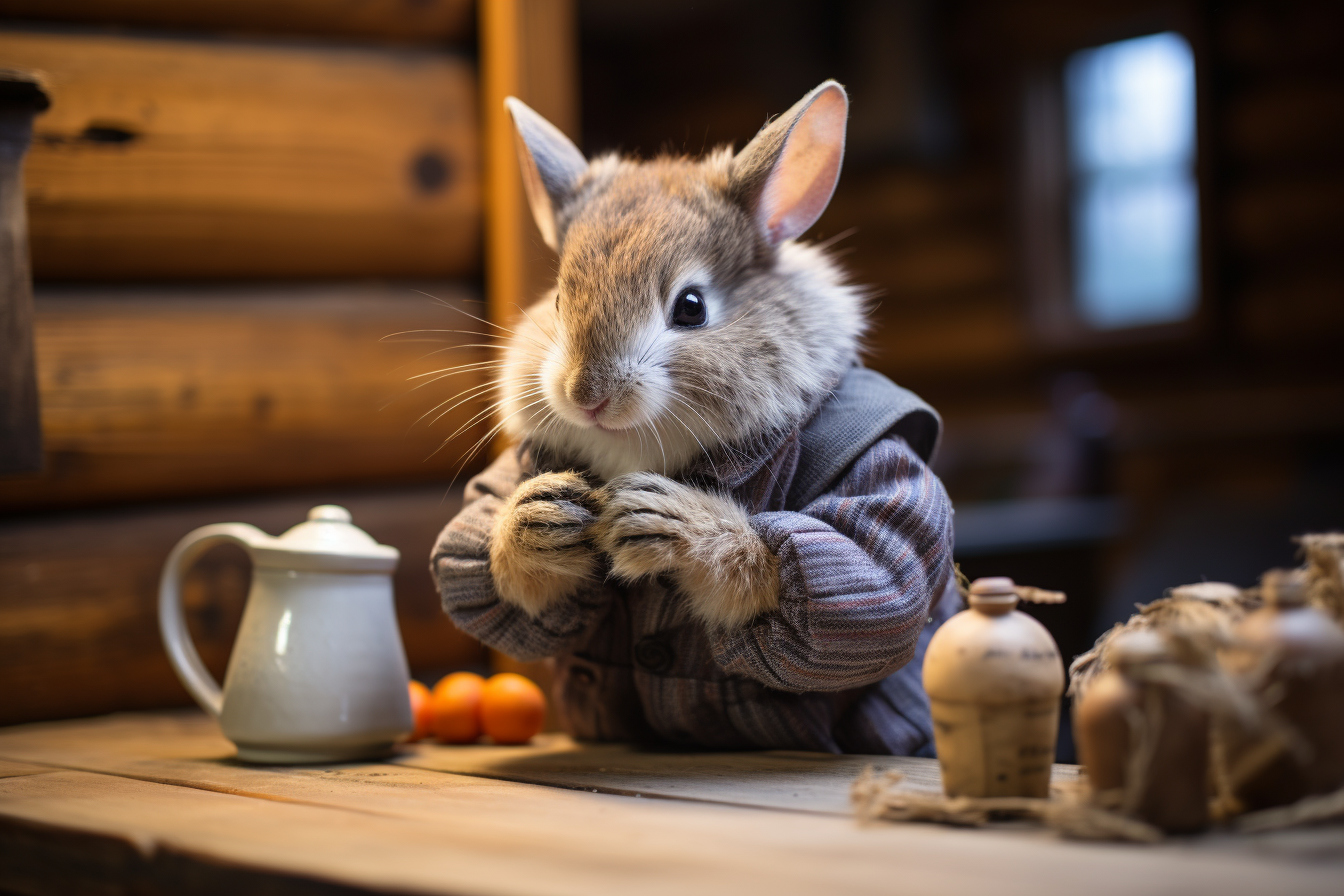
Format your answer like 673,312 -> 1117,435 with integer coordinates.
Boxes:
0,714 -> 1341,896
1117,382 -> 1344,447
1238,273 -> 1344,348
0,0 -> 475,44
1218,2 -> 1344,74
0,760 -> 50,779
1226,174 -> 1344,258
0,30 -> 480,279
0,712 -> 954,817
409,742 -> 1083,815
0,487 -> 485,727
1225,83 -> 1344,166
0,283 -> 493,512
0,69 -> 45,474
0,812 -> 389,896
397,737 -> 986,814
849,229 -> 1010,299
0,770 -> 1044,896
481,0 -> 579,326
2,714 -> 1051,819
867,297 -> 1031,379
824,168 -> 1001,234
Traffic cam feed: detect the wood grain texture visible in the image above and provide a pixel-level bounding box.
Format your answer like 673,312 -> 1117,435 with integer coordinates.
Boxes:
0,712 -> 1339,896
0,29 -> 480,279
0,0 -> 475,44
0,487 -> 484,726
0,714 -> 961,818
481,0 -> 579,326
0,283 -> 494,512
396,734 -> 986,814
0,760 -> 49,779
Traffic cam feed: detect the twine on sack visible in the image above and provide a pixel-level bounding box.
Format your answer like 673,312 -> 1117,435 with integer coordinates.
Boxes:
850,767 -> 1164,843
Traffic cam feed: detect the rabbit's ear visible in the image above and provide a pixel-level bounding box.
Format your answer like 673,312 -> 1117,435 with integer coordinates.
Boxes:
731,81 -> 848,246
505,97 -> 587,251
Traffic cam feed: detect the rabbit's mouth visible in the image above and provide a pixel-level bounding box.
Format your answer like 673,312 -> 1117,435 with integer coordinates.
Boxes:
586,410 -> 641,435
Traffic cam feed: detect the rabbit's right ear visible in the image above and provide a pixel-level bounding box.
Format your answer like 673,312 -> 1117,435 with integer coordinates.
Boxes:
731,81 -> 848,247
504,97 -> 587,251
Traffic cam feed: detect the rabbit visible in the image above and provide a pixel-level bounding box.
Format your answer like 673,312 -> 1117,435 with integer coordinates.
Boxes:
433,80 -> 958,754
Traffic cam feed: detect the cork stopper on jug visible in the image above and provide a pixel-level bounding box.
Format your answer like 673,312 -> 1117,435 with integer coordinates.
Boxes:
967,576 -> 1018,615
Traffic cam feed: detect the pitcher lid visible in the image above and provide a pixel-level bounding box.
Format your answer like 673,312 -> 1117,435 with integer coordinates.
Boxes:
251,505 -> 399,572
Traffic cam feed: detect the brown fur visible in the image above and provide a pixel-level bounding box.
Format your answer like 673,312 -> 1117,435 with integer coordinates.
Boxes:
488,471 -> 602,616
488,83 -> 859,626
592,472 -> 781,629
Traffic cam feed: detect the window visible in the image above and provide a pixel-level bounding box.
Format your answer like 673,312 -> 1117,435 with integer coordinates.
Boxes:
1064,32 -> 1199,330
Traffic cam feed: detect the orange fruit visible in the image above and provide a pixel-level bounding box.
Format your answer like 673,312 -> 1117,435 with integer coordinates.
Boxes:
480,673 -> 546,745
431,671 -> 485,743
407,680 -> 434,742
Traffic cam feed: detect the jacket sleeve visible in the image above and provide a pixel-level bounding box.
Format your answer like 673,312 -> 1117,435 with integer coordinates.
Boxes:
431,449 -> 615,661
710,434 -> 954,693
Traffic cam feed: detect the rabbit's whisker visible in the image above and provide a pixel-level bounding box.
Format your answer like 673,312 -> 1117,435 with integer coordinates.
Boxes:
407,359 -> 509,384
446,394 -> 551,479
666,391 -> 748,465
513,303 -> 562,352
416,291 -> 529,341
418,380 -> 509,427
440,385 -> 546,438
661,402 -> 721,482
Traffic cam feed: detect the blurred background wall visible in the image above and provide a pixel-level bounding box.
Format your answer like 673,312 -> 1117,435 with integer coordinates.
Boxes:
1,1 -> 1341,759
574,0 -> 1344,757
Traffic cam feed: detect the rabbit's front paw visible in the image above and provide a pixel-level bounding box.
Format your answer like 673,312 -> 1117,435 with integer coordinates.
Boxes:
490,471 -> 601,616
592,472 -> 689,580
594,473 -> 780,630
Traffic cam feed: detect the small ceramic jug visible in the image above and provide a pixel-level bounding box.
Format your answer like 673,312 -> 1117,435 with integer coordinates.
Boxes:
159,505 -> 413,763
923,576 -> 1065,798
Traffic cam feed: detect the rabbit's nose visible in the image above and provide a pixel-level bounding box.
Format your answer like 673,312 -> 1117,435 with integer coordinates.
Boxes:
565,367 -> 609,410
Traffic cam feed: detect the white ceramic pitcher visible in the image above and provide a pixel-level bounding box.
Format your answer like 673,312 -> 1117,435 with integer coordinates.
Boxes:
159,505 -> 413,763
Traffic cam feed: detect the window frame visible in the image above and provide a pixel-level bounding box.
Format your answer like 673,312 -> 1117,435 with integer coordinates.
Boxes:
1017,11 -> 1216,353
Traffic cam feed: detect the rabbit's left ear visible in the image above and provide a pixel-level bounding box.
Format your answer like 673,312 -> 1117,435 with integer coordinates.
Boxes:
731,80 -> 848,246
505,97 -> 588,250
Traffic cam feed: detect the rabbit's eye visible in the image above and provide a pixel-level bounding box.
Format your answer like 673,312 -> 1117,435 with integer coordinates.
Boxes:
671,288 -> 707,328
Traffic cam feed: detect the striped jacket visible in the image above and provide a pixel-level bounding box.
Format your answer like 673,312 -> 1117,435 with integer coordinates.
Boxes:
432,369 -> 959,755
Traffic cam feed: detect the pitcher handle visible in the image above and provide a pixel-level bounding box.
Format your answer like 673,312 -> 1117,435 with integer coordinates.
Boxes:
158,523 -> 266,719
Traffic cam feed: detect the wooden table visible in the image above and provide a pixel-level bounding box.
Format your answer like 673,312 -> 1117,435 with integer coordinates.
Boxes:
1,712 -> 1340,895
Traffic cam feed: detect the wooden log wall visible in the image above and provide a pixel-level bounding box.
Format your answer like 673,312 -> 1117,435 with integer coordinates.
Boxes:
0,283 -> 492,513
0,1 -> 552,725
1216,1 -> 1344,352
0,0 -> 475,43
0,30 -> 480,280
